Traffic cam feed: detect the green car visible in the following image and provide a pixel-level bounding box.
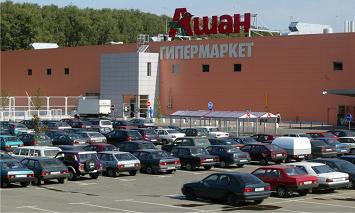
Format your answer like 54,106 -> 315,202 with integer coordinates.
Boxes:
0,135 -> 24,152
1,159 -> 35,187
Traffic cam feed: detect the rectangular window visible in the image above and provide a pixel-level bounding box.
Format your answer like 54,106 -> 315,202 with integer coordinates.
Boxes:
147,62 -> 151,76
234,64 -> 242,72
202,64 -> 209,72
333,61 -> 343,71
47,68 -> 52,75
172,64 -> 180,74
27,69 -> 32,76
64,68 -> 69,75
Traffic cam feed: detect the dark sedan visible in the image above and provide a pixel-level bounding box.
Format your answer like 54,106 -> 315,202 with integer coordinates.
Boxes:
181,172 -> 271,206
1,159 -> 35,187
310,140 -> 337,158
208,138 -> 244,149
17,133 -> 52,146
206,145 -> 250,168
132,128 -> 160,144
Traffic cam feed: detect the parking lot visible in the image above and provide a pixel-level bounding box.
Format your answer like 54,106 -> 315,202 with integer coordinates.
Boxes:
1,163 -> 354,213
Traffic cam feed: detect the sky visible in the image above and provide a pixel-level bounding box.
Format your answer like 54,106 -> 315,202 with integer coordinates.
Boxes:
3,0 -> 355,33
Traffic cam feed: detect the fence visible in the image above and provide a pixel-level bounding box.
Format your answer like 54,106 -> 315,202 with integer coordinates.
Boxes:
0,109 -> 71,121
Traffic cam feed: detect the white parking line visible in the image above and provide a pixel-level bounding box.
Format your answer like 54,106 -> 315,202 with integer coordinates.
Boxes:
114,178 -> 136,182
212,168 -> 240,172
293,200 -> 355,209
115,199 -> 202,212
177,170 -> 208,175
156,175 -> 173,178
77,182 -> 98,186
17,205 -> 58,213
69,202 -> 139,213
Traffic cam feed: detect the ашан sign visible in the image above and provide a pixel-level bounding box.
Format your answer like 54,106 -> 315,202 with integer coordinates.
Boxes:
169,8 -> 251,38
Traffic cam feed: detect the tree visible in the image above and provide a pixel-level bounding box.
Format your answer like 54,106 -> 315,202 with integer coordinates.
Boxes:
154,97 -> 163,119
0,89 -> 10,110
32,88 -> 44,110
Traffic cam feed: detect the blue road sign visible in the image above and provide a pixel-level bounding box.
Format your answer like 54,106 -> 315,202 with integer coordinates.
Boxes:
208,101 -> 213,110
346,113 -> 352,122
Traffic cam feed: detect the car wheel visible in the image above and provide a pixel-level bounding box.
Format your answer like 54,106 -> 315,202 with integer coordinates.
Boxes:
298,190 -> 308,196
277,186 -> 291,198
129,170 -> 137,176
254,199 -> 264,205
166,170 -> 174,174
32,177 -> 41,186
146,166 -> 153,174
20,182 -> 29,187
204,165 -> 212,170
58,178 -> 65,184
351,149 -> 355,155
185,163 -> 194,171
89,173 -> 99,179
107,168 -> 117,177
227,193 -> 241,206
220,161 -> 227,168
1,181 -> 8,188
260,158 -> 268,166
68,169 -> 77,181
236,164 -> 244,168
183,188 -> 196,200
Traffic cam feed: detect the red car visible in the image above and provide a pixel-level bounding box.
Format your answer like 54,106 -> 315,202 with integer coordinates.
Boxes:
251,166 -> 318,198
83,144 -> 118,152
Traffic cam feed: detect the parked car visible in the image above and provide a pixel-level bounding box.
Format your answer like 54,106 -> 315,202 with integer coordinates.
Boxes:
132,149 -> 180,174
0,135 -> 24,152
309,158 -> 355,189
307,132 -> 339,140
12,146 -> 62,158
68,120 -> 94,129
45,129 -> 64,140
19,120 -> 45,130
240,143 -> 287,165
159,125 -> 183,132
17,133 -> 52,146
117,141 -> 157,153
155,128 -> 185,144
183,127 -> 209,137
98,151 -> 141,177
251,134 -> 275,143
112,120 -> 135,130
272,137 -> 312,162
162,137 -> 212,153
82,144 -> 117,152
5,122 -> 35,136
132,128 -> 159,144
338,137 -> 355,154
327,130 -> 355,138
0,159 -> 35,187
51,133 -> 87,146
55,150 -> 102,180
86,119 -> 113,132
171,146 -> 219,170
42,121 -> 72,130
287,162 -> 349,191
230,136 -> 259,146
75,131 -> 107,143
206,145 -> 250,168
339,155 -> 355,164
315,137 -> 350,155
105,130 -> 143,144
252,166 -> 318,197
208,138 -> 244,148
199,126 -> 229,138
282,133 -> 312,138
0,150 -> 14,159
310,140 -> 337,158
20,157 -> 69,185
130,118 -> 157,129
181,172 -> 271,206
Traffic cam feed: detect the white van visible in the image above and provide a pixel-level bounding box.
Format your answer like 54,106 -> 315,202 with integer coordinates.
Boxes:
272,137 -> 311,162
12,146 -> 62,158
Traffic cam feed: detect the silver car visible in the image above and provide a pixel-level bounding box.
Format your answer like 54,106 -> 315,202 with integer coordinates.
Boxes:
76,131 -> 107,143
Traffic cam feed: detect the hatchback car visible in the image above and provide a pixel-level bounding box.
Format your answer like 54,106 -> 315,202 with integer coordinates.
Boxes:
51,133 -> 87,146
130,118 -> 157,129
106,130 -> 143,144
307,132 -> 339,140
208,138 -> 244,149
181,172 -> 271,206
240,143 -> 287,165
310,140 -> 337,158
55,151 -> 102,180
86,119 -> 113,132
206,145 -> 250,168
68,120 -> 93,129
98,151 -> 141,177
252,166 -> 318,197
0,135 -> 24,152
287,162 -> 349,191
132,128 -> 159,144
75,131 -> 107,143
117,141 -> 157,153
315,137 -> 350,155
43,121 -> 72,130
230,136 -> 259,146
112,120 -> 135,130
0,159 -> 35,187
339,155 -> 355,164
171,146 -> 219,170
20,157 -> 69,185
83,144 -> 117,152
251,134 -> 275,143
338,137 -> 355,154
156,128 -> 185,144
6,122 -> 35,136
327,130 -> 355,138
132,149 -> 180,174
183,128 -> 209,137
17,133 -> 52,146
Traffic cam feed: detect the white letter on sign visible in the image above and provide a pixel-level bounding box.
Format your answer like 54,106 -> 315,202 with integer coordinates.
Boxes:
219,43 -> 228,58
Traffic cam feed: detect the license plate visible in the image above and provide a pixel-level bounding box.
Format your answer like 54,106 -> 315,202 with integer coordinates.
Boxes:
239,159 -> 248,162
298,156 -> 304,158
340,150 -> 347,153
167,167 -> 175,170
334,178 -> 346,182
255,188 -> 264,192
205,159 -> 213,162
126,164 -> 135,167
151,139 -> 157,141
51,172 -> 60,175
326,149 -> 332,151
16,175 -> 27,178
276,154 -> 282,157
304,181 -> 312,185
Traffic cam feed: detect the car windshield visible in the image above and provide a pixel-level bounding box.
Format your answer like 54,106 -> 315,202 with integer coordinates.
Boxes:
4,137 -> 19,142
115,121 -> 131,126
235,174 -> 263,185
127,131 -> 142,138
40,159 -> 63,168
87,132 -> 104,138
101,120 -> 112,125
324,139 -> 340,145
1,161 -> 24,169
226,147 -> 241,153
115,153 -> 136,160
311,140 -> 328,146
190,148 -> 209,155
209,128 -> 219,132
79,153 -> 98,161
89,120 -> 100,125
166,129 -> 180,134
285,167 -> 308,176
265,144 -> 284,151
197,128 -> 209,134
194,138 -> 211,146
151,151 -> 170,159
221,139 -> 238,145
144,129 -> 156,135
338,161 -> 355,172
141,143 -> 155,149
68,134 -> 82,140
44,150 -> 60,157
312,165 -> 335,174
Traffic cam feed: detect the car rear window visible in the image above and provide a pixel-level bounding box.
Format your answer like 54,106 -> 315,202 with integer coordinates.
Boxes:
194,138 -> 211,146
265,144 -> 284,151
151,151 -> 170,159
226,147 -> 242,153
127,131 -> 142,138
209,128 -> 219,132
88,132 -> 104,138
115,153 -> 136,160
311,140 -> 328,146
44,150 -> 60,157
312,165 -> 335,174
144,129 -> 156,135
68,134 -> 82,140
79,153 -> 98,161
221,139 -> 238,145
285,167 -> 307,176
324,139 -> 340,145
1,161 -> 24,169
101,120 -> 112,125
166,129 -> 180,134
234,174 -> 263,185
141,143 -> 155,149
190,147 -> 209,155
338,161 -> 355,172
4,137 -> 19,142
40,159 -> 63,168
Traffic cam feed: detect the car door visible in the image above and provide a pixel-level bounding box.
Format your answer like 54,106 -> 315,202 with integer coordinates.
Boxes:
98,153 -> 110,171
263,169 -> 282,190
178,148 -> 190,166
195,174 -> 220,198
250,145 -> 262,161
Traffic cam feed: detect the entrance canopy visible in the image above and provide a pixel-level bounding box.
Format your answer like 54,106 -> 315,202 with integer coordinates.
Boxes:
170,110 -> 277,120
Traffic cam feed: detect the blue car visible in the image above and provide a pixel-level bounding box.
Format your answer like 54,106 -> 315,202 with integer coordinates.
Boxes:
0,135 -> 24,152
1,159 -> 35,187
206,145 -> 250,168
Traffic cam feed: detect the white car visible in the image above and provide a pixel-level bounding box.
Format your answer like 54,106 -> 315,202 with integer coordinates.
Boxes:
12,146 -> 62,158
156,128 -> 185,144
338,137 -> 355,154
199,126 -> 229,138
287,162 -> 349,191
